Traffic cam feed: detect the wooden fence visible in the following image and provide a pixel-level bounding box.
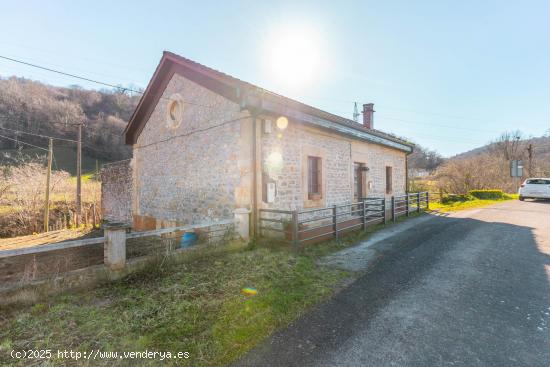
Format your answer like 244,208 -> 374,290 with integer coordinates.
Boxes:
259,192 -> 429,246
47,203 -> 101,231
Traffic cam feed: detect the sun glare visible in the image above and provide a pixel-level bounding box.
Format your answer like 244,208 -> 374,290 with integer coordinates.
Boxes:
265,25 -> 324,89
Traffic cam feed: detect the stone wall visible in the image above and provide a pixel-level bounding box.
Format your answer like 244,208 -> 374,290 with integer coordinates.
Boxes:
259,119 -> 407,211
0,244 -> 104,284
101,160 -> 133,224
132,73 -> 252,228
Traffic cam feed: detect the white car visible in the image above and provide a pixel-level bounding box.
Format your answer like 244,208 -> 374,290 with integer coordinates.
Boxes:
519,178 -> 550,201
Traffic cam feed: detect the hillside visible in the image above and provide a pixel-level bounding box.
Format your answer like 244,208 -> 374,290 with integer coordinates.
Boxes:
0,76 -> 139,170
433,132 -> 550,194
452,135 -> 550,166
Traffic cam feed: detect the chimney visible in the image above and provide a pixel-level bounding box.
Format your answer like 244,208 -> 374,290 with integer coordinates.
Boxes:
362,103 -> 374,129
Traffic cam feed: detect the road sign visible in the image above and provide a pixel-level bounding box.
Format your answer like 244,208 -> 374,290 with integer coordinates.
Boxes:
510,160 -> 523,177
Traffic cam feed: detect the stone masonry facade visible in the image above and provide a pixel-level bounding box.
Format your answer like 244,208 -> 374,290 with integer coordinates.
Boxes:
132,73 -> 252,229
259,119 -> 406,212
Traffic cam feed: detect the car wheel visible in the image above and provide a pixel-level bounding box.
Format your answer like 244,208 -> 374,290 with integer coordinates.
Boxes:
519,196 -> 525,201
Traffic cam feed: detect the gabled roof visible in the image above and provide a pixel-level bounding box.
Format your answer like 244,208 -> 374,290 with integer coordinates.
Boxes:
124,51 -> 413,152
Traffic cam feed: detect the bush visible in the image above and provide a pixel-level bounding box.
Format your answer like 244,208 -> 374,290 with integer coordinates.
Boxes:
441,194 -> 474,204
468,190 -> 505,200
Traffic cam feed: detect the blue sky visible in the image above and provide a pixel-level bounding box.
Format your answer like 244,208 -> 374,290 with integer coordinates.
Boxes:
0,0 -> 549,156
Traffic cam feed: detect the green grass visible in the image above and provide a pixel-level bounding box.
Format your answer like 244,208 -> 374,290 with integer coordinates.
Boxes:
429,194 -> 518,212
0,241 -> 351,366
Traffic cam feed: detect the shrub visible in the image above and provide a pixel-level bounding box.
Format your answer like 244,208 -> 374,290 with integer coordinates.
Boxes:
441,194 -> 474,204
468,189 -> 505,200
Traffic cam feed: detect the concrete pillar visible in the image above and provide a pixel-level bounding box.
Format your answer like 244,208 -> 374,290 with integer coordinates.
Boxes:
103,223 -> 130,270
233,208 -> 251,241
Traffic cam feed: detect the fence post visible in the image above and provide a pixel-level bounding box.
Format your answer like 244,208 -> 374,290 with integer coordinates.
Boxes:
103,223 -> 129,271
406,194 -> 410,217
426,192 -> 430,210
92,203 -> 97,228
333,205 -> 338,241
233,208 -> 251,241
382,198 -> 387,225
292,210 -> 299,248
417,192 -> 421,213
391,196 -> 396,223
362,199 -> 367,231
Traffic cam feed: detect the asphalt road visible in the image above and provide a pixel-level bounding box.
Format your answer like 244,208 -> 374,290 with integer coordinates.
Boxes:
235,200 -> 550,367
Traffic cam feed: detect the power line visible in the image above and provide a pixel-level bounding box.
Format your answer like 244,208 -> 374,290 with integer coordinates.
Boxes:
0,133 -> 49,151
2,54 -> 546,150
0,54 -> 214,108
375,115 -> 502,134
0,112 -> 534,150
2,53 -> 548,134
134,116 -> 249,150
0,122 -> 126,157
0,126 -> 78,142
298,95 -> 550,128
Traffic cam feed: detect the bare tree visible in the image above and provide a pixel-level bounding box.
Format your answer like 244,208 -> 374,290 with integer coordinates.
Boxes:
490,130 -> 525,160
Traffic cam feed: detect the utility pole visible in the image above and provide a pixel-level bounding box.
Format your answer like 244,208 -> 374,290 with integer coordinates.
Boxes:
76,122 -> 82,226
527,144 -> 533,176
43,138 -> 53,232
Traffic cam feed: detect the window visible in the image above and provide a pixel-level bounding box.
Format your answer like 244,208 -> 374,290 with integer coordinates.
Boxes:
308,156 -> 322,199
353,163 -> 365,201
385,166 -> 393,194
166,94 -> 184,128
526,179 -> 550,184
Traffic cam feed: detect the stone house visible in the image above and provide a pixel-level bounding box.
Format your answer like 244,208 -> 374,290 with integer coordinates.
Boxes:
119,51 -> 413,236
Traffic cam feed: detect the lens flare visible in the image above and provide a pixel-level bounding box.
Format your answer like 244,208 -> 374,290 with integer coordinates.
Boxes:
241,287 -> 258,296
276,116 -> 288,130
264,24 -> 326,89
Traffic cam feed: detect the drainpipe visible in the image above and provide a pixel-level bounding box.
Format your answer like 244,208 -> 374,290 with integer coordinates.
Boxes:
251,113 -> 258,240
406,148 -> 413,193
239,87 -> 259,240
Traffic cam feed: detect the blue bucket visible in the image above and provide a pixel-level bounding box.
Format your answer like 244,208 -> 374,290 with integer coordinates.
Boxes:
180,232 -> 198,248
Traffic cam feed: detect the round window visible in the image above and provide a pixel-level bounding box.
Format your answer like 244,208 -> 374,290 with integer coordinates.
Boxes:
166,94 -> 184,128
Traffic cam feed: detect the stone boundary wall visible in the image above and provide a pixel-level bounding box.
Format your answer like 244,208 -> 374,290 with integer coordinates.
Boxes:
0,243 -> 104,285
0,238 -> 240,306
101,159 -> 133,225
0,221 -> 234,288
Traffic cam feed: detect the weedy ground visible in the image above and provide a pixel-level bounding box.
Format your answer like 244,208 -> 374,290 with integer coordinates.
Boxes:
0,214 -> 430,366
0,225 -> 393,366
